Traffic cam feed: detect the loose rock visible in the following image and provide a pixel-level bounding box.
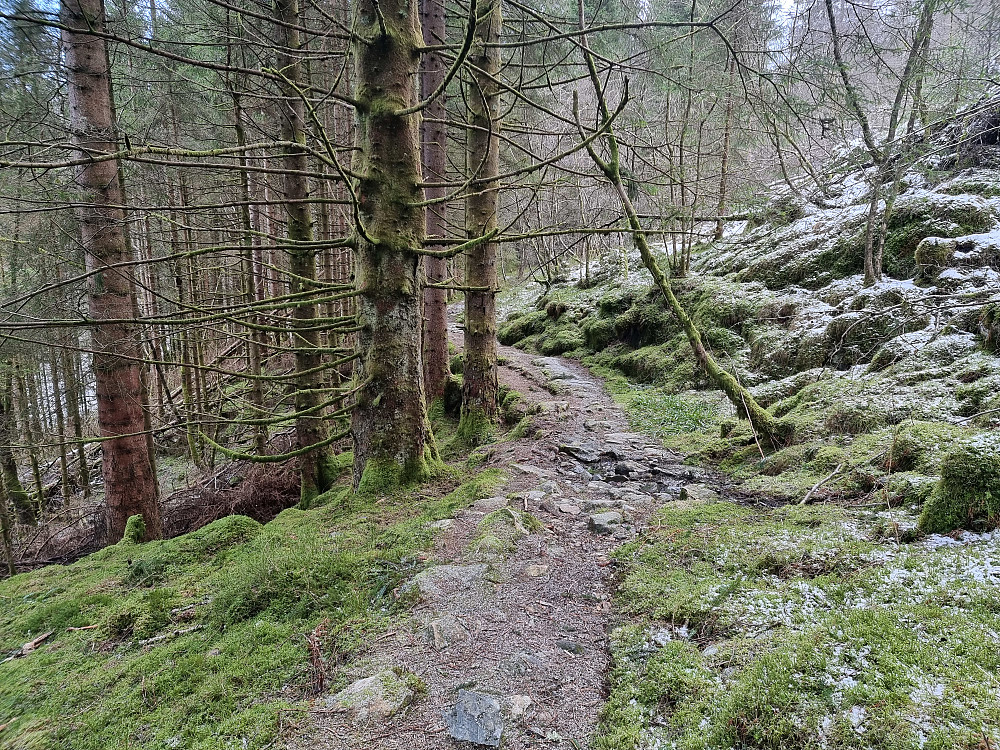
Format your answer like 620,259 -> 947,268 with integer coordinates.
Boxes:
555,639 -> 585,655
444,689 -> 504,747
588,511 -> 623,534
424,614 -> 468,650
523,564 -> 550,578
316,668 -> 421,722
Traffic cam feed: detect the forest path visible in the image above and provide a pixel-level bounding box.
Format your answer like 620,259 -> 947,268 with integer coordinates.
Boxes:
296,340 -> 711,749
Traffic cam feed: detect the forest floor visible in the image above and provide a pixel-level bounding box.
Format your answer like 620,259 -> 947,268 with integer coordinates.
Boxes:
293,332 -> 1000,750
2,322 -> 997,750
290,336 -> 718,749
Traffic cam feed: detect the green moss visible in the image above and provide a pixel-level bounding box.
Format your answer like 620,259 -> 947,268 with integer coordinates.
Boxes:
0,467 -> 505,750
582,315 -> 616,351
980,304 -> 1000,352
536,325 -> 585,355
918,436 -> 1000,532
884,195 -> 994,278
442,374 -> 463,417
121,515 -> 146,545
357,451 -> 437,496
468,508 -> 540,559
499,387 -> 529,424
456,406 -> 497,447
883,421 -> 969,474
497,309 -> 548,345
507,415 -> 537,440
599,497 -> 1000,749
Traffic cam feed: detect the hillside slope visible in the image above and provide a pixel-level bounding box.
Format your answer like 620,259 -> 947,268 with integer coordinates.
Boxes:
499,95 -> 1000,530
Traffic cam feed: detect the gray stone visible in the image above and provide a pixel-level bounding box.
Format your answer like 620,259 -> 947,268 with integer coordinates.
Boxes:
539,498 -> 559,515
558,443 -> 601,463
536,400 -> 570,414
444,690 -> 504,746
401,564 -> 487,602
427,518 -> 454,531
522,490 -> 547,502
614,460 -> 644,476
511,463 -> 551,478
539,479 -> 560,495
556,639 -> 585,655
506,694 -> 532,718
581,497 -> 617,512
317,668 -> 420,722
523,563 -> 550,577
557,502 -> 582,515
588,511 -> 623,534
424,614 -> 468,650
473,496 -> 510,512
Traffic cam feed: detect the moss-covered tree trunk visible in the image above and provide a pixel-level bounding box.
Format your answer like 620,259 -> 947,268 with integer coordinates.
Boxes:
275,0 -> 336,506
420,0 -> 451,403
457,0 -> 502,444
62,0 -> 162,543
577,6 -> 788,449
350,0 -> 436,492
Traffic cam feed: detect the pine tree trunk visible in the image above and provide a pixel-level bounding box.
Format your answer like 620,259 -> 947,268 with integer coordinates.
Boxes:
458,0 -> 501,443
61,0 -> 162,543
0,368 -> 34,525
61,346 -> 90,498
275,0 -> 336,505
420,0 -> 451,403
350,0 -> 435,492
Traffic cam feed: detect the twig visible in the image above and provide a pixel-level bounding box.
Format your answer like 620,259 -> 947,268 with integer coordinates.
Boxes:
801,463 -> 844,505
67,625 -> 99,632
136,625 -> 203,647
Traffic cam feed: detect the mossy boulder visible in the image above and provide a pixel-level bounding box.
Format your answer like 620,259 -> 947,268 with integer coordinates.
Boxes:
918,435 -> 1000,532
914,236 -> 956,278
582,315 -> 616,351
884,192 -> 995,278
883,421 -> 969,474
121,514 -> 147,545
537,325 -> 585,355
498,309 -> 548,345
469,508 -> 542,560
747,193 -> 807,229
979,303 -> 999,352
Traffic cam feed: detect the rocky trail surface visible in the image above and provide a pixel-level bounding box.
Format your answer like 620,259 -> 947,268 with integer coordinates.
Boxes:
295,342 -> 723,749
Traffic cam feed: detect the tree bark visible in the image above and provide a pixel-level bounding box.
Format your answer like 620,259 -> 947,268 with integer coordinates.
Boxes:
420,0 -> 451,403
350,0 -> 436,492
61,0 -> 162,543
458,0 -> 501,443
0,367 -> 34,525
275,0 -> 336,506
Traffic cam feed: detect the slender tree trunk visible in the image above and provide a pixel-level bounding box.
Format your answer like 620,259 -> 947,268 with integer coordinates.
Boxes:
715,57 -> 736,240
0,487 -> 14,576
49,356 -> 71,504
420,0 -> 451,403
61,0 -> 162,543
61,346 -> 90,497
275,0 -> 336,505
458,0 -> 502,443
0,368 -> 34,525
350,0 -> 436,492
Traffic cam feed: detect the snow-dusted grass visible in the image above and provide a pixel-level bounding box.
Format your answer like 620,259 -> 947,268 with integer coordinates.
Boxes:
598,500 -> 1000,750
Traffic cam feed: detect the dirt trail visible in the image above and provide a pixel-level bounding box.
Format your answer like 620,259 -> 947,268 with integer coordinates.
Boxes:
296,342 -> 711,749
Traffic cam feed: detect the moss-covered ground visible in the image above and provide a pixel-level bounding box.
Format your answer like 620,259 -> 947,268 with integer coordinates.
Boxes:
0,464 -> 503,749
597,499 -> 1000,750
496,162 -> 1000,748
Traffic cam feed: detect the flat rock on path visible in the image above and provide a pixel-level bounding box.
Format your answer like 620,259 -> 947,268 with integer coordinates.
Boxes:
291,340 -> 700,750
